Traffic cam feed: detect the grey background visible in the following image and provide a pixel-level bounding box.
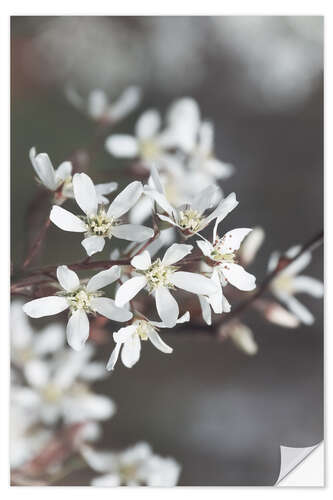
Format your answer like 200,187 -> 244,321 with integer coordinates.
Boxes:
11,16 -> 323,485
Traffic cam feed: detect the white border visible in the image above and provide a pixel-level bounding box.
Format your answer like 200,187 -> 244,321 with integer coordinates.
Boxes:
1,1 -> 331,498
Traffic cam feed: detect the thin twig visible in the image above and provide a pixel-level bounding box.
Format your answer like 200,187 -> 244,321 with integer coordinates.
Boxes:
23,217 -> 51,269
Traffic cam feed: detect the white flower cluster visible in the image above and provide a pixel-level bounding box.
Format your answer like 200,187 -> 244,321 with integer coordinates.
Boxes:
11,302 -> 180,486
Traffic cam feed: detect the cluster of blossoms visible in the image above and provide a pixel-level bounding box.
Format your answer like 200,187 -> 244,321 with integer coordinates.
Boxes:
11,301 -> 180,486
12,89 -> 323,486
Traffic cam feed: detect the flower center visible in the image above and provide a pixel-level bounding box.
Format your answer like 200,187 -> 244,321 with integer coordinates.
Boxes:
119,463 -> 138,483
178,208 -> 203,233
65,287 -> 101,313
144,259 -> 176,292
41,383 -> 63,403
86,208 -> 115,237
134,320 -> 153,341
271,273 -> 294,294
139,139 -> 161,160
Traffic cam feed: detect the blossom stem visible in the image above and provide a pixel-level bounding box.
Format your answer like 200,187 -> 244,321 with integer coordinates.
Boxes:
23,217 -> 51,269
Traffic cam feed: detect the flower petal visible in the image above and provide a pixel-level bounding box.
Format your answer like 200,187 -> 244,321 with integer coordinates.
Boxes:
56,265 -> 80,292
50,205 -> 87,232
109,85 -> 142,121
284,251 -> 312,276
198,296 -> 212,325
30,149 -> 57,190
105,135 -> 139,158
107,181 -> 143,219
33,323 -> 65,355
155,287 -> 179,327
204,158 -> 234,179
277,293 -> 314,325
229,323 -> 258,355
115,276 -> 147,307
63,393 -> 115,423
23,297 -> 68,318
292,276 -> 324,297
66,310 -> 90,351
87,266 -> 120,292
95,182 -> 118,197
219,228 -> 253,253
91,474 -> 121,487
135,109 -> 161,139
144,189 -> 175,217
24,359 -> 50,388
196,239 -> 213,257
55,161 -> 72,183
112,224 -> 154,242
162,243 -> 193,266
222,263 -> 256,291
239,227 -> 265,266
207,268 -> 223,314
91,297 -> 133,322
191,185 -> 220,213
131,251 -> 152,270
81,236 -> 105,256
121,335 -> 141,367
106,342 -> 123,371
147,329 -> 173,354
73,173 -> 98,216
87,89 -> 108,119
170,271 -> 218,296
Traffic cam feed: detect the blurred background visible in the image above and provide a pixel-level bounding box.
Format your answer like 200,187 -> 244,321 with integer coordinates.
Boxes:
11,16 -> 323,485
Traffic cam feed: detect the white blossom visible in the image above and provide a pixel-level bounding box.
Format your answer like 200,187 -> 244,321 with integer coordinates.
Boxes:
146,166 -> 238,237
81,442 -> 181,486
30,148 -> 117,204
115,244 -> 217,326
269,245 -> 324,325
107,312 -> 189,370
11,345 -> 115,425
227,322 -> 258,355
49,173 -> 154,256
239,226 -> 265,266
65,85 -> 142,123
23,265 -> 132,351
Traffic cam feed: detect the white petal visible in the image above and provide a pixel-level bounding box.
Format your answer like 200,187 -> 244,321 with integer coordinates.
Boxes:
91,474 -> 121,487
162,243 -> 193,265
56,265 -> 80,292
73,173 -> 98,216
50,205 -> 87,232
109,85 -> 142,121
135,109 -> 161,139
115,276 -> 147,307
284,251 -> 312,276
230,323 -> 258,355
278,293 -> 314,325
208,268 -> 223,314
155,287 -> 179,327
23,297 -> 69,318
204,158 -> 234,179
177,311 -> 190,323
87,266 -> 120,292
81,236 -> 105,256
91,297 -> 133,322
219,228 -> 253,253
147,329 -> 173,354
107,181 -> 143,219
30,150 -> 57,190
113,325 -> 137,343
129,195 -> 154,224
292,276 -> 324,297
106,342 -> 123,371
170,271 -> 218,296
87,89 -> 108,119
157,213 -> 178,226
267,251 -> 280,273
105,135 -> 139,158
198,121 -> 213,155
66,310 -> 90,351
222,263 -> 256,291
144,189 -> 175,217
197,239 -> 213,257
198,296 -> 212,325
239,227 -> 265,266
63,394 -> 115,423
80,362 -> 107,381
112,224 -> 154,242
191,185 -> 220,213
24,359 -> 50,388
131,251 -> 151,270
33,323 -> 65,355
207,191 -> 238,225
95,182 -> 118,197
55,161 -> 72,183
121,335 -> 141,367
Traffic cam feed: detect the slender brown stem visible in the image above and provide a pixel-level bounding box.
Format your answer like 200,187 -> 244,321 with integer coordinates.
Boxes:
23,217 -> 51,269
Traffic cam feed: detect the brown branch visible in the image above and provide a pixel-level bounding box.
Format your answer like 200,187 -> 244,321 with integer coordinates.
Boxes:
23,217 -> 51,269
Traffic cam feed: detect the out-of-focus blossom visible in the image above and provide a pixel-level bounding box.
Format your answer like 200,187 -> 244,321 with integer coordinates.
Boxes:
65,85 -> 142,123
50,173 -> 153,256
81,442 -> 181,486
254,299 -> 300,328
23,265 -> 132,351
115,244 -> 217,327
239,227 -> 265,266
11,345 -> 115,425
221,321 -> 258,356
10,401 -> 52,468
145,166 -> 237,238
269,246 -> 324,325
105,99 -> 199,170
11,300 -> 65,373
188,121 -> 234,180
107,313 -> 189,370
30,148 -> 118,204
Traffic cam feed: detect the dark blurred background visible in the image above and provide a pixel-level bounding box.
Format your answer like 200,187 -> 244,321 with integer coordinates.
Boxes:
11,16 -> 323,485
